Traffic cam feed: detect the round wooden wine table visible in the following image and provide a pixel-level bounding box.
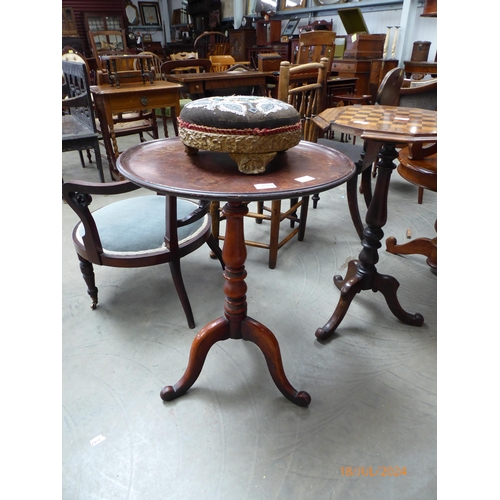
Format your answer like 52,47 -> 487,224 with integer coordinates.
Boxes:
117,137 -> 355,406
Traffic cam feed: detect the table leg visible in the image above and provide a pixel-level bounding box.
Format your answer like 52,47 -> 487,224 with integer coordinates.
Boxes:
316,142 -> 424,341
346,140 -> 381,240
161,201 -> 310,406
93,98 -> 122,181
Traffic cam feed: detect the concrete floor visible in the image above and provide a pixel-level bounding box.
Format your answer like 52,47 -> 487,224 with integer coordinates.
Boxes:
62,127 -> 437,499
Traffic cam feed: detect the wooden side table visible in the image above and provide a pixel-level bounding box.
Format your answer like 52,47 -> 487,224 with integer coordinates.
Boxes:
117,138 -> 355,406
90,81 -> 182,180
313,105 -> 437,340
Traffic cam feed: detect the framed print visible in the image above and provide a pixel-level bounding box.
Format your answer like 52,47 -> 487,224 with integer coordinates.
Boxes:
247,0 -> 278,15
282,18 -> 300,36
139,2 -> 162,26
280,0 -> 306,10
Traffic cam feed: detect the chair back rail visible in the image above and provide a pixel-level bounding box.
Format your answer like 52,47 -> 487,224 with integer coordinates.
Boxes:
296,31 -> 336,69
278,59 -> 328,142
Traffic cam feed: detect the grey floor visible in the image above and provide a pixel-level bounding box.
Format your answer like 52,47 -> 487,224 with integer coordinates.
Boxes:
62,126 -> 437,499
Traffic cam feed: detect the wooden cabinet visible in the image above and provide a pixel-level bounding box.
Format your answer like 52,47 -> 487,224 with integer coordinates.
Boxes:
247,43 -> 290,69
229,29 -> 256,62
256,20 -> 282,46
331,58 -> 398,96
187,0 -> 221,35
62,7 -> 78,37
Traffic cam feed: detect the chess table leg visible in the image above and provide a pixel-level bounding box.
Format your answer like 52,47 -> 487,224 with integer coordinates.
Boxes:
161,201 -> 310,406
316,141 -> 424,341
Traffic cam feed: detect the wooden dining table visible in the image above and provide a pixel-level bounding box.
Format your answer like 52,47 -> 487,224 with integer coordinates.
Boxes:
165,70 -> 273,98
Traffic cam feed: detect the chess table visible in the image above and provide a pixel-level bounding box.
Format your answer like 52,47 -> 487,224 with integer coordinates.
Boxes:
313,105 -> 437,340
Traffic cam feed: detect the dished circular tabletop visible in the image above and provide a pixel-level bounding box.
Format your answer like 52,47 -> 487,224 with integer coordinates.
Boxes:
117,137 -> 355,201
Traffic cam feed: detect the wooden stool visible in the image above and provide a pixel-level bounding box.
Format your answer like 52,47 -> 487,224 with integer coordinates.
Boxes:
386,143 -> 437,269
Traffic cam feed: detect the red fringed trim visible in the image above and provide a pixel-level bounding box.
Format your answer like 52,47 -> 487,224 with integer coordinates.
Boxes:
178,118 -> 301,136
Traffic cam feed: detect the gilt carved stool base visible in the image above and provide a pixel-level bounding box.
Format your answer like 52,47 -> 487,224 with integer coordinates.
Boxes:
178,96 -> 301,174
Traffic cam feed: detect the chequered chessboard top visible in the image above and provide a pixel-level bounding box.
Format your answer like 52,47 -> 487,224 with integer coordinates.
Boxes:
318,105 -> 437,138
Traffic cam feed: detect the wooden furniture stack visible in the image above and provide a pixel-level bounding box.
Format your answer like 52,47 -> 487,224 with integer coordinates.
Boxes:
330,8 -> 398,98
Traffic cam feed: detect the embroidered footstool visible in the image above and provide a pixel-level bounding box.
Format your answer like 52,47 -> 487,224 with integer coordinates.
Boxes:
177,95 -> 301,174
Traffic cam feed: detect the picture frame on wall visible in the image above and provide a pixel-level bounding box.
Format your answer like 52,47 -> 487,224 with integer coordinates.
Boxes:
280,0 -> 306,10
139,2 -> 162,26
282,18 -> 300,37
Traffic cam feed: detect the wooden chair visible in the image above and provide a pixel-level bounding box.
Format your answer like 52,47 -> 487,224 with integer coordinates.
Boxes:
62,45 -> 92,81
88,30 -> 129,71
170,51 -> 199,61
397,78 -> 437,204
209,55 -> 236,72
295,30 -> 336,70
62,47 -> 97,170
217,59 -> 328,269
134,51 -> 164,80
134,51 -> 174,134
332,65 -> 404,108
193,31 -> 231,59
62,60 -> 104,182
62,180 -> 224,329
160,59 -> 212,135
386,142 -> 437,270
161,58 -> 212,76
279,60 -> 329,143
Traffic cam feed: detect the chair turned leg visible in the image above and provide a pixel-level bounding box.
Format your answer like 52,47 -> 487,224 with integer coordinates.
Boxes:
171,107 -> 179,136
418,187 -> 424,204
268,200 -> 281,269
209,201 -> 221,259
206,234 -> 225,269
289,197 -> 298,228
312,193 -> 320,209
298,195 -> 309,241
93,139 -> 105,183
78,151 -> 86,169
161,109 -> 169,138
168,259 -> 196,329
256,201 -> 264,224
78,255 -> 98,309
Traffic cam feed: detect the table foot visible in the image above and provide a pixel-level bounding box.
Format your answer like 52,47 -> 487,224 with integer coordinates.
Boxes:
242,317 -> 311,407
316,260 -> 363,341
315,259 -> 423,341
373,271 -> 424,327
160,316 -> 230,401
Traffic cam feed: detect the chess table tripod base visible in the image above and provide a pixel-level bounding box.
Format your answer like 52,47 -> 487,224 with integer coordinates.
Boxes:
160,201 -> 311,407
315,141 -> 424,341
